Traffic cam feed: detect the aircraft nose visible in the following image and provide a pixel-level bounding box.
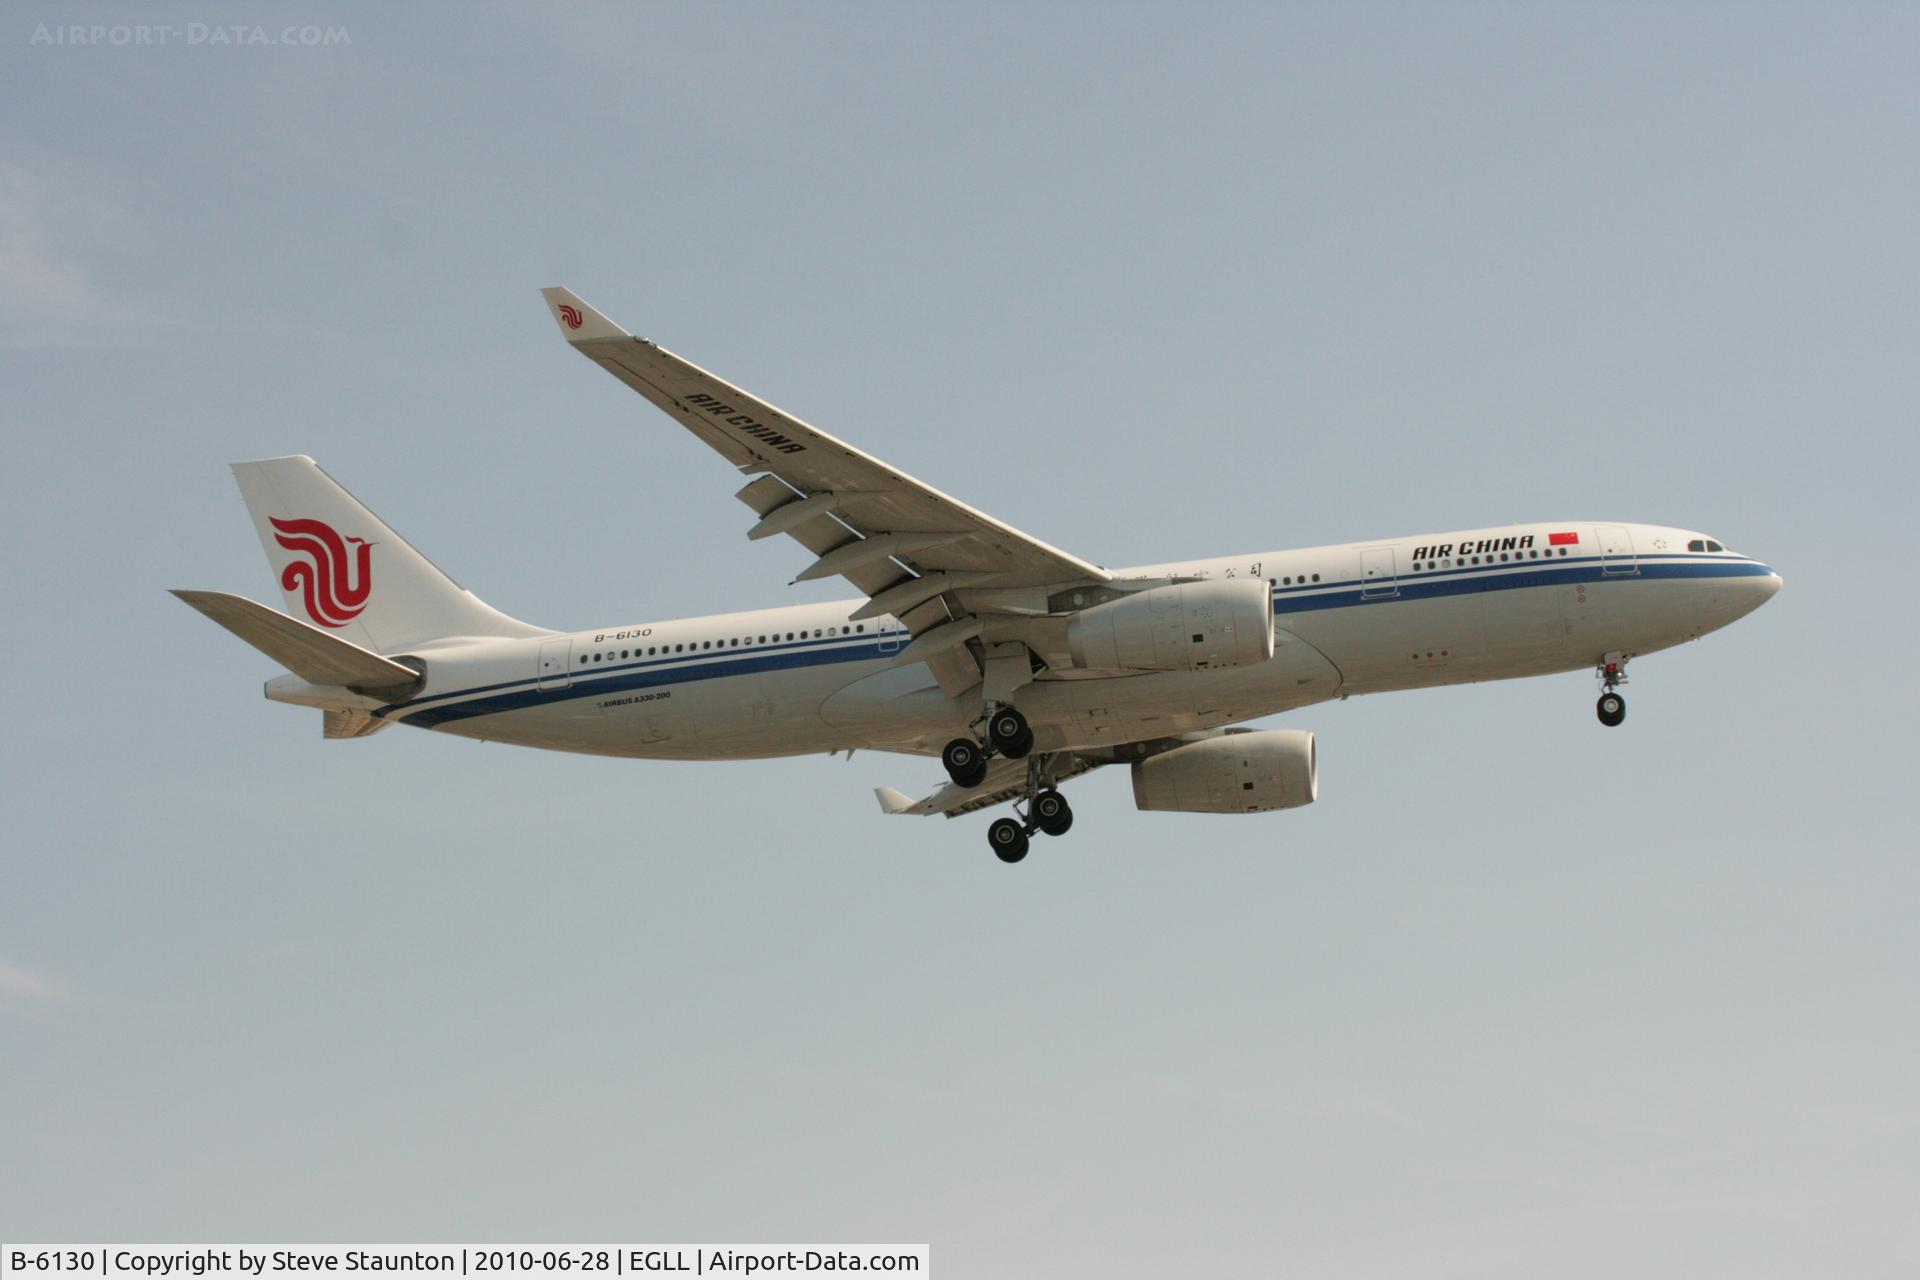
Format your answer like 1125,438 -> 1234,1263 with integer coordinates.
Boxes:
1734,564 -> 1783,617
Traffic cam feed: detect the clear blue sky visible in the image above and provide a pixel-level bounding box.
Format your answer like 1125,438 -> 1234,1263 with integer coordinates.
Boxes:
4,4 -> 1915,1275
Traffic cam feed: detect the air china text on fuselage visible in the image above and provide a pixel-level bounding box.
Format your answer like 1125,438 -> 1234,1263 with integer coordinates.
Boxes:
173,288 -> 1782,863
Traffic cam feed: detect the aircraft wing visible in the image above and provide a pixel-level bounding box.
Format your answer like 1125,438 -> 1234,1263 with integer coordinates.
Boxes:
541,287 -> 1113,695
874,751 -> 1105,819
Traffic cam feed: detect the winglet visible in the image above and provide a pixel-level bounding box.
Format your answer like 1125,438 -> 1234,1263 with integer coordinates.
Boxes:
874,787 -> 918,816
540,286 -> 630,342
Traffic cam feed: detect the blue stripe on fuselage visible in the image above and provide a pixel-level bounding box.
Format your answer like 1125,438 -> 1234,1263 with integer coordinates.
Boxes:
391,637 -> 886,728
385,555 -> 1774,727
1271,554 -> 1772,614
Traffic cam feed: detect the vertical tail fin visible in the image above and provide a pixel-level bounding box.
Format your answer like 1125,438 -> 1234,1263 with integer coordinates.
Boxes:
230,455 -> 544,652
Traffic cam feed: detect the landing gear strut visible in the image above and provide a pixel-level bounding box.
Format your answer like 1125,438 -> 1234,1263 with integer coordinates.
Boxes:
984,755 -> 1075,862
1595,655 -> 1628,727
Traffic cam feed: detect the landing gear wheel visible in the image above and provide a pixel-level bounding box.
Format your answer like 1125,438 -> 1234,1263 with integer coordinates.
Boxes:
942,737 -> 989,787
1596,692 -> 1626,727
1032,789 -> 1073,837
988,817 -> 1030,863
988,706 -> 1032,758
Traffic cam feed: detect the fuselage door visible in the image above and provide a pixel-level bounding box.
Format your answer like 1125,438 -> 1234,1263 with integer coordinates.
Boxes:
1597,525 -> 1638,575
537,637 -> 573,689
1360,546 -> 1399,599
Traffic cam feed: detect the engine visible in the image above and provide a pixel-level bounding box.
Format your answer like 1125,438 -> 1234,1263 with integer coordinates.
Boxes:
1067,579 -> 1274,672
1130,730 -> 1318,814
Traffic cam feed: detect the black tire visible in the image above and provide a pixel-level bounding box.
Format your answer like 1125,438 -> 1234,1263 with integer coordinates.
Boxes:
988,706 -> 1031,755
989,817 -> 1029,863
1033,789 -> 1072,836
1597,692 -> 1626,727
942,737 -> 984,786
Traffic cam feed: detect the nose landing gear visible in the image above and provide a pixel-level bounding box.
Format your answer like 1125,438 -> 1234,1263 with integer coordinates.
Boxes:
1595,654 -> 1628,727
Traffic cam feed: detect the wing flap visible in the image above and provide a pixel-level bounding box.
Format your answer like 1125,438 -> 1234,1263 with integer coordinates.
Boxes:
878,752 -> 1103,819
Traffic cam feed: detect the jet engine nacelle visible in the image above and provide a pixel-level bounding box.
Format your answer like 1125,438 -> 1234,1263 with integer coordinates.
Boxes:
1130,729 -> 1318,814
1067,579 -> 1275,672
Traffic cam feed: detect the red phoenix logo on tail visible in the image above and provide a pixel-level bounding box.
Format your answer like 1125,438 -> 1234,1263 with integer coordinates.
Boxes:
270,517 -> 373,628
558,303 -> 583,330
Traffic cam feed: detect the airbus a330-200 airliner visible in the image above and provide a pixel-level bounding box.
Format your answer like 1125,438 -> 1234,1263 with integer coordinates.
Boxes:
174,288 -> 1782,863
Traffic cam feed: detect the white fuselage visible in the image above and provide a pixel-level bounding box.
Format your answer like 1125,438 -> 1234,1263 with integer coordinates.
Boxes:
306,521 -> 1779,760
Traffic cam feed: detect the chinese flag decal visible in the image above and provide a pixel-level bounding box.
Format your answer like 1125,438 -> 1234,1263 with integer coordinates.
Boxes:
1548,531 -> 1580,546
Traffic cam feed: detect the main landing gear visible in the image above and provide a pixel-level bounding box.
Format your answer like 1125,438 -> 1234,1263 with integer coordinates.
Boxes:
940,704 -> 1032,789
986,759 -> 1075,864
1595,655 -> 1628,727
936,701 -> 1071,863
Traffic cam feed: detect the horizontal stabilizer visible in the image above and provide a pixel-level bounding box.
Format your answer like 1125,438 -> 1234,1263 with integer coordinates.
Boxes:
324,708 -> 390,739
170,589 -> 424,697
874,786 -> 917,815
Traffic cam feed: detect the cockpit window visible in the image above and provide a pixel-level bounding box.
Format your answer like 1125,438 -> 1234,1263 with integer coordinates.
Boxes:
1706,540 -> 1724,552
1687,539 -> 1705,552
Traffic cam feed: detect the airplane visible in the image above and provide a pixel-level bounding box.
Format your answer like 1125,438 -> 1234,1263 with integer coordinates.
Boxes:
172,288 -> 1783,863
